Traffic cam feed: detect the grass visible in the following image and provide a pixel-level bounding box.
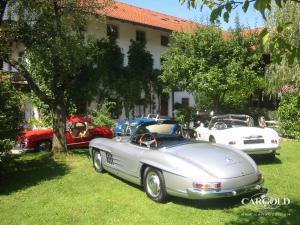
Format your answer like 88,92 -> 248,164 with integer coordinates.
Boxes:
0,141 -> 300,225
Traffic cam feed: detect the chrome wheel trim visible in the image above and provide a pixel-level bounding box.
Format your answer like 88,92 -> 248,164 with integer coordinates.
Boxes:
94,152 -> 102,170
146,171 -> 161,198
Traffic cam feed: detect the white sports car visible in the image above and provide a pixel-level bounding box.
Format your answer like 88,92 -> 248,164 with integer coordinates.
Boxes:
195,114 -> 280,156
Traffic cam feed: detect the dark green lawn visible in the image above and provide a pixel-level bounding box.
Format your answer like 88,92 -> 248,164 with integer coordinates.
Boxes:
0,141 -> 299,225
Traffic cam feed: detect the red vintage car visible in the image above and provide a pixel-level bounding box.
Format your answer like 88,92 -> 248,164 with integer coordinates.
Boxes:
16,115 -> 113,151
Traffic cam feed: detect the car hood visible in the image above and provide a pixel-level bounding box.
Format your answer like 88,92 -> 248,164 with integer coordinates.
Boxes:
22,129 -> 53,138
164,142 -> 256,179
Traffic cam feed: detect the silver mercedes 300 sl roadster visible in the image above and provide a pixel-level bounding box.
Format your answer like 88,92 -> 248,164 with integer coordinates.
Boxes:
89,122 -> 265,202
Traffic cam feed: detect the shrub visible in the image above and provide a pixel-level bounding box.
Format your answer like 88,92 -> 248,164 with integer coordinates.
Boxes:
88,100 -> 116,128
278,94 -> 300,140
0,77 -> 23,161
174,107 -> 196,128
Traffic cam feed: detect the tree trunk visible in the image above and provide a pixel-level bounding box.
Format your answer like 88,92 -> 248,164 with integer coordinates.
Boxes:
213,97 -> 220,114
52,100 -> 67,155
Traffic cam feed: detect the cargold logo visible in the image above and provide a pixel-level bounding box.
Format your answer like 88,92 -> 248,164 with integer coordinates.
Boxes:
241,193 -> 291,209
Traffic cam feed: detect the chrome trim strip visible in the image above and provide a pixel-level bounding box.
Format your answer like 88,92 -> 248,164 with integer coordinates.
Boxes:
67,141 -> 89,146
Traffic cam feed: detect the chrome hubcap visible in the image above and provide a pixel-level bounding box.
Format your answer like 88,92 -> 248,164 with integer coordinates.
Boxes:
94,152 -> 102,169
146,172 -> 160,197
40,142 -> 50,151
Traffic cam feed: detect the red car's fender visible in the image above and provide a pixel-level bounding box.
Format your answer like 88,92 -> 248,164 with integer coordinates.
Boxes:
18,129 -> 53,150
17,116 -> 113,150
90,127 -> 113,139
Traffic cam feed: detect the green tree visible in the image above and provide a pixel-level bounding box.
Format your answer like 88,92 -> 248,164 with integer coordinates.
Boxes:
179,0 -> 300,64
0,0 -> 112,155
70,37 -> 124,113
265,2 -> 300,140
119,40 -> 154,118
277,94 -> 300,140
0,77 -> 23,160
266,1 -> 300,93
160,26 -> 264,113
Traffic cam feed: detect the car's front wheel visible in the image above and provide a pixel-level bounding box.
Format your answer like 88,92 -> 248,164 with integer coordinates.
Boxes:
36,140 -> 52,152
143,167 -> 167,203
93,150 -> 104,173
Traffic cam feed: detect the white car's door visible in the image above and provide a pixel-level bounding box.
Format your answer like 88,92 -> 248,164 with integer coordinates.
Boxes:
196,127 -> 210,141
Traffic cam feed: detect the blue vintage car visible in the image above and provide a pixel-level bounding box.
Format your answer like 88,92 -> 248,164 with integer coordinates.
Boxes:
114,118 -> 155,135
114,114 -> 174,136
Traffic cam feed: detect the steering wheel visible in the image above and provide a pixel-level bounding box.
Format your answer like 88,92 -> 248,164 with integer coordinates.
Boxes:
213,122 -> 227,129
139,133 -> 158,148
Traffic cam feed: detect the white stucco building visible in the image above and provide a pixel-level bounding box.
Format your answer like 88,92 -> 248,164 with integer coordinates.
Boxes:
2,1 -> 198,120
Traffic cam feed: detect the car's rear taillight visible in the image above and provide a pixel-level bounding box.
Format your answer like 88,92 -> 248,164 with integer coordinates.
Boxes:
193,182 -> 221,191
271,139 -> 277,144
228,141 -> 236,145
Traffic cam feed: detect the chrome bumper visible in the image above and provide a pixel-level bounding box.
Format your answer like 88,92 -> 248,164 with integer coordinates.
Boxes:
186,179 -> 264,199
243,147 -> 280,155
14,146 -> 34,152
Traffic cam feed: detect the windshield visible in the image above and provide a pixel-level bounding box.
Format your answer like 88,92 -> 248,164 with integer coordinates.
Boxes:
208,115 -> 254,129
135,124 -> 179,136
121,122 -> 183,147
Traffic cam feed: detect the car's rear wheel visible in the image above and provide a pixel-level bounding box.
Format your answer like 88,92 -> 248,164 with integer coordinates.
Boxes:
143,167 -> 167,203
209,136 -> 216,143
93,150 -> 104,173
36,140 -> 52,152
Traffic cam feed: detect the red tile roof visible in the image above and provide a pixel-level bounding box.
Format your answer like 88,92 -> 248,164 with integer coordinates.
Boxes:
97,1 -> 201,32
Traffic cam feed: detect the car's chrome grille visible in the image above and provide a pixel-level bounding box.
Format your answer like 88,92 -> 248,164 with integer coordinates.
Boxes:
244,139 -> 264,144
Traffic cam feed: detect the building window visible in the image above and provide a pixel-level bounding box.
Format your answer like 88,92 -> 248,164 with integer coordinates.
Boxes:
0,59 -> 3,71
182,98 -> 189,107
107,24 -> 119,39
161,35 -> 169,46
136,30 -> 146,43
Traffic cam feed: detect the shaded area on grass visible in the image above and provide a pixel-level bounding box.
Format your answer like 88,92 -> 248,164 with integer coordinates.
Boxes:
168,192 -> 261,209
70,148 -> 90,157
251,155 -> 282,165
225,202 -> 300,225
0,153 -> 69,195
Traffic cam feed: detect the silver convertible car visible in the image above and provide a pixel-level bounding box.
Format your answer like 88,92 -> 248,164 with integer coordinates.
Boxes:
89,122 -> 265,202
